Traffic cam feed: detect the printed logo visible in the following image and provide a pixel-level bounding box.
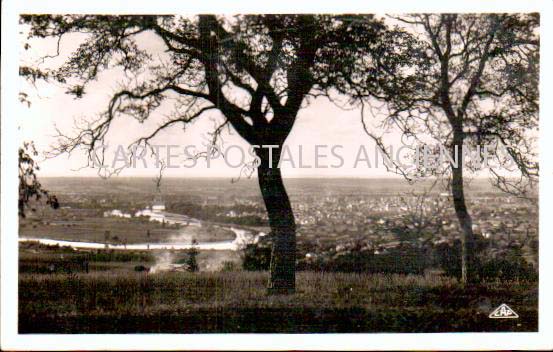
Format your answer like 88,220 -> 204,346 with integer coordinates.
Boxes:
489,304 -> 519,319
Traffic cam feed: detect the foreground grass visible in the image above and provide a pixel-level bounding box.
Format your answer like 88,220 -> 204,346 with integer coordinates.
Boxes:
19,271 -> 537,333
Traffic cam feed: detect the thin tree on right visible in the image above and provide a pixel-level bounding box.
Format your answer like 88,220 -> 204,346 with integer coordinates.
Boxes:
360,14 -> 539,284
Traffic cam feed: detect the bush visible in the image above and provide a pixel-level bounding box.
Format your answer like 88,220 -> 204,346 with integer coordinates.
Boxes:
479,255 -> 538,281
19,255 -> 89,274
434,240 -> 462,278
298,244 -> 432,275
134,265 -> 149,272
242,243 -> 271,271
221,261 -> 239,272
243,239 -> 432,275
242,234 -> 537,281
434,239 -> 538,282
88,250 -> 153,263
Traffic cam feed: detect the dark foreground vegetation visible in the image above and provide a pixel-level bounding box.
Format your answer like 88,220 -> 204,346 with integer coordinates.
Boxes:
20,271 -> 537,333
244,233 -> 538,282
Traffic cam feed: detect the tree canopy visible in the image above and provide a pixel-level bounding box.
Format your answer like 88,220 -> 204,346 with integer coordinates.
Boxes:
20,14 -> 415,165
360,14 -> 539,195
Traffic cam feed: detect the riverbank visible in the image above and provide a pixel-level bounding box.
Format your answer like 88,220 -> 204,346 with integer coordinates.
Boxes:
19,226 -> 259,251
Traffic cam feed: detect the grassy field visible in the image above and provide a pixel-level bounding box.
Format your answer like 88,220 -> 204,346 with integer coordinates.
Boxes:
19,271 -> 537,333
20,217 -> 235,244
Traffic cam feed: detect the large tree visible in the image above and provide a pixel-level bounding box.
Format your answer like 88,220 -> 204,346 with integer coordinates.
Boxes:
21,14 -> 414,293
359,14 -> 539,283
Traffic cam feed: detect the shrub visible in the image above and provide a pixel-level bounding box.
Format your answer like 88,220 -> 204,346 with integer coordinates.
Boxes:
297,244 -> 432,275
242,243 -> 271,271
434,239 -> 538,282
221,261 -> 239,272
479,253 -> 538,282
187,239 -> 199,272
434,240 -> 462,278
134,265 -> 149,272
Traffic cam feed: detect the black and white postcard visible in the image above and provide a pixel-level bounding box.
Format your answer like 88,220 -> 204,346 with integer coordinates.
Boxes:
1,0 -> 552,350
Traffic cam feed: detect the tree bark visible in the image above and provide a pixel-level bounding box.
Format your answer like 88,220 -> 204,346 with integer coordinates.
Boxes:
451,132 -> 476,284
257,148 -> 296,294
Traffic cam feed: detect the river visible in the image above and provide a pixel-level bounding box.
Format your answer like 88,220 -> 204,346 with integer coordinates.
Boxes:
19,227 -> 259,251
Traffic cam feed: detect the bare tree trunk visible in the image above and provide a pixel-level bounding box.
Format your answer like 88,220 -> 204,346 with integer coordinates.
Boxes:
451,132 -> 476,284
257,148 -> 296,294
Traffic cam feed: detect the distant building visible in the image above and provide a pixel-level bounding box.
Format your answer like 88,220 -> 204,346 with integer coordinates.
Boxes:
134,206 -> 152,218
103,209 -> 131,218
133,191 -> 201,227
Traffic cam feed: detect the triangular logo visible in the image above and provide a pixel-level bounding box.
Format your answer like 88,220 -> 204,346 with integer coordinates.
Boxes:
489,304 -> 519,319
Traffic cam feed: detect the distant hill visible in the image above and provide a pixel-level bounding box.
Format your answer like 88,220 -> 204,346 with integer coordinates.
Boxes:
39,176 -> 509,199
